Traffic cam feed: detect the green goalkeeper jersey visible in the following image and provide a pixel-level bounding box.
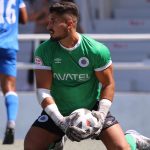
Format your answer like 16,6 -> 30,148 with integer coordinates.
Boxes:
34,34 -> 112,116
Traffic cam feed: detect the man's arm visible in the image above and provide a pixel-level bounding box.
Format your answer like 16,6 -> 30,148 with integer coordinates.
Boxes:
35,69 -> 56,107
95,64 -> 115,102
35,69 -> 65,125
19,6 -> 28,24
90,64 -> 115,137
35,69 -> 87,141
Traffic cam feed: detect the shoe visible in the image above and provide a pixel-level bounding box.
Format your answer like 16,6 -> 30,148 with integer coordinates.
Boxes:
48,135 -> 67,150
3,128 -> 15,144
125,130 -> 150,150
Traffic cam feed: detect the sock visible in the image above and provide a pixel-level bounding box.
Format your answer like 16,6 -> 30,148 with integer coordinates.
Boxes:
125,134 -> 137,150
5,91 -> 19,128
7,120 -> 16,129
47,138 -> 62,150
48,144 -> 55,150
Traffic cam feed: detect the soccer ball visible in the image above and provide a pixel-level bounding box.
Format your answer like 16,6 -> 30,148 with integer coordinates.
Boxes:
69,108 -> 98,133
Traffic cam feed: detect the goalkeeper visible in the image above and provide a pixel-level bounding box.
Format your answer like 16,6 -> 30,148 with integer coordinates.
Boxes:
24,1 -> 150,150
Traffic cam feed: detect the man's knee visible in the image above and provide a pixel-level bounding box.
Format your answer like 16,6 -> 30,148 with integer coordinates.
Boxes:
24,132 -> 40,150
115,142 -> 131,150
24,137 -> 31,150
24,135 -> 33,150
24,136 -> 45,150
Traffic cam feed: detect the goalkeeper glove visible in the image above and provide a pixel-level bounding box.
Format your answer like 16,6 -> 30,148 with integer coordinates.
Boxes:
91,99 -> 112,138
44,104 -> 87,142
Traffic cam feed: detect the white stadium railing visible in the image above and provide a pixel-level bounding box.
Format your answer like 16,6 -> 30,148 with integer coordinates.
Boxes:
18,33 -> 150,70
18,33 -> 150,42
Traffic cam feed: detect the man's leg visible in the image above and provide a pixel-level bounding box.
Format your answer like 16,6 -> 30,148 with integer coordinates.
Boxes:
95,112 -> 136,150
99,123 -> 131,150
24,111 -> 65,150
0,48 -> 18,144
1,75 -> 18,144
24,126 -> 62,150
125,130 -> 150,150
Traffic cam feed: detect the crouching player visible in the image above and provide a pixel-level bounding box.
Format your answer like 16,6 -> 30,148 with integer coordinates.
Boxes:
24,2 -> 150,150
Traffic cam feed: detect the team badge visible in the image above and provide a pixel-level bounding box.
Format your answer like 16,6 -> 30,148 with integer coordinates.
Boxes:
38,115 -> 48,122
78,57 -> 89,67
34,56 -> 43,65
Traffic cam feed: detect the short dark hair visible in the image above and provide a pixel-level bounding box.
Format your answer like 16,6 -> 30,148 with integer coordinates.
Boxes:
49,2 -> 79,19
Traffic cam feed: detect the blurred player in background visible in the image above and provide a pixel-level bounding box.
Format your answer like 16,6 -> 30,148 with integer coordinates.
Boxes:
24,1 -> 150,150
0,0 -> 28,144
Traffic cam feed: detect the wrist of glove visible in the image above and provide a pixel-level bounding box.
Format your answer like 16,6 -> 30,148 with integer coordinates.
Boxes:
44,104 -> 68,132
90,110 -> 105,138
89,99 -> 112,139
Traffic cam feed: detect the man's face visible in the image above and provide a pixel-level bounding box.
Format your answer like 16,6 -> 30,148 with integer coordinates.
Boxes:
47,13 -> 70,41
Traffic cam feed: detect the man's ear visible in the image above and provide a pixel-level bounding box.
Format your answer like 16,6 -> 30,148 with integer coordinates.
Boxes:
67,20 -> 73,29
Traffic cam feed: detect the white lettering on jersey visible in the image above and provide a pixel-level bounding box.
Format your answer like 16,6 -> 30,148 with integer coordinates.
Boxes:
0,0 -> 16,24
53,73 -> 89,81
0,0 -> 5,23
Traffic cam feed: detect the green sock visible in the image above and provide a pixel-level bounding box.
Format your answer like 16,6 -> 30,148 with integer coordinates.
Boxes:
125,134 -> 137,150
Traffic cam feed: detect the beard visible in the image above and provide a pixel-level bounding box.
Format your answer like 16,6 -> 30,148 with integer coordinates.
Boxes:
50,28 -> 69,42
50,36 -> 63,42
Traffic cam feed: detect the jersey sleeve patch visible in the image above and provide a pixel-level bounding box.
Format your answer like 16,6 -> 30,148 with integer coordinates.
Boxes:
34,56 -> 51,70
35,56 -> 43,65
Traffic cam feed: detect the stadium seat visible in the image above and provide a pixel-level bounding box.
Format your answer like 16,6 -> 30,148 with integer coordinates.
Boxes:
114,9 -> 150,19
112,0 -> 150,9
93,19 -> 150,33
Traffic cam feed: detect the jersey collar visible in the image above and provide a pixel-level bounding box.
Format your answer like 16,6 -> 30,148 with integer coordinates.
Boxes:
59,33 -> 81,51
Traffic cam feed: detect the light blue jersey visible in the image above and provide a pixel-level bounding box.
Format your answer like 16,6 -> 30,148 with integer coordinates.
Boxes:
0,0 -> 25,50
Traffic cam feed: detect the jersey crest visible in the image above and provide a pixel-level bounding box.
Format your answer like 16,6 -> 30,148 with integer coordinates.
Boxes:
78,57 -> 89,67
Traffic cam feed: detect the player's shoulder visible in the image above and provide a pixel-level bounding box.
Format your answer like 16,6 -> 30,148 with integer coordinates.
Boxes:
35,39 -> 57,53
81,34 -> 110,54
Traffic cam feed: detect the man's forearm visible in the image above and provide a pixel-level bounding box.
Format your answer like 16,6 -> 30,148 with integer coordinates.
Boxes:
99,84 -> 115,102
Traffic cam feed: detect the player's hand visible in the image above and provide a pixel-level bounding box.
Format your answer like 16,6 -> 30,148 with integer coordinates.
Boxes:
63,113 -> 91,142
66,126 -> 88,142
59,112 -> 79,133
66,123 -> 101,141
90,110 -> 104,138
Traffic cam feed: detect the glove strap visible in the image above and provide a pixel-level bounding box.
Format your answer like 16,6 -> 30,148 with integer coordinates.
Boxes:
45,104 -> 64,126
98,99 -> 112,121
